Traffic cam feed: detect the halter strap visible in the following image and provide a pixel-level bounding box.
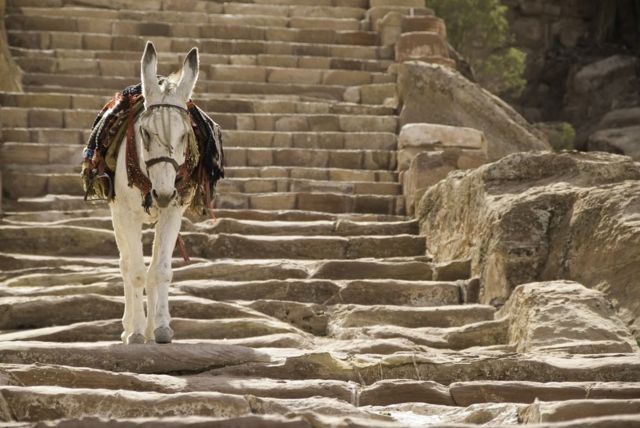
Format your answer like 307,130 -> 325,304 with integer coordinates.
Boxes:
145,155 -> 180,171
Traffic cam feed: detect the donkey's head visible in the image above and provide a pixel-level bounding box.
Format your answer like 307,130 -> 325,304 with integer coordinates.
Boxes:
138,41 -> 199,208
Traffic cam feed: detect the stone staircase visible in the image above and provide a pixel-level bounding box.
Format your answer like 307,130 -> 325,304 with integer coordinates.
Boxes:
1,0 -> 640,426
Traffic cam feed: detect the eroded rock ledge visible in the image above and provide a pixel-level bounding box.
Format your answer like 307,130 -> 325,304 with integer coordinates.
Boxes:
417,151 -> 640,335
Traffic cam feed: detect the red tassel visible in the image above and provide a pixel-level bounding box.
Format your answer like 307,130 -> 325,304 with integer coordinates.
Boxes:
176,234 -> 190,262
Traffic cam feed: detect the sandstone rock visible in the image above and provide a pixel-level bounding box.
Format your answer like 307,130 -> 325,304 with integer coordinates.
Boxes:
328,304 -> 494,330
399,124 -> 487,157
27,415 -> 313,427
209,351 -> 640,385
401,151 -> 456,215
0,385 -> 251,422
182,376 -> 355,402
521,398 -> 640,423
247,300 -> 328,335
417,151 -> 640,334
450,380 -> 640,406
364,401 -> 522,425
499,281 -> 637,354
401,15 -> 447,38
397,124 -> 488,176
378,12 -> 403,47
395,32 -> 448,63
432,259 -> 471,281
359,379 -> 453,406
588,126 -> 640,160
326,279 -> 461,306
0,0 -> 22,91
0,342 -> 268,374
397,62 -> 549,160
0,363 -> 177,393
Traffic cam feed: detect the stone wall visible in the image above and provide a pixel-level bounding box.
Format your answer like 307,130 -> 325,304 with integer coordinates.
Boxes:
0,0 -> 22,92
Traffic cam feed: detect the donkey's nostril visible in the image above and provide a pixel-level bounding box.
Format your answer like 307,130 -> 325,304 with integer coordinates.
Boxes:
152,189 -> 159,199
171,190 -> 177,199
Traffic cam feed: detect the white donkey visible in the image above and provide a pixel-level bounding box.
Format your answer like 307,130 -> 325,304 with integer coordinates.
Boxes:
111,42 -> 199,344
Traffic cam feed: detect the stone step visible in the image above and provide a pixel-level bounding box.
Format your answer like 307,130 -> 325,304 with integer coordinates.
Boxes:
1,381 -> 638,427
1,256 -> 439,285
8,31 -> 393,61
2,203 -> 407,225
3,364 -> 637,411
208,351 -> 640,385
11,46 -> 394,72
522,399 -> 640,424
7,2 -> 370,19
222,131 -> 397,150
2,191 -> 403,217
1,142 -> 397,170
0,299 -> 489,342
0,341 -> 269,374
6,15 -> 380,46
0,92 -> 396,116
216,192 -> 404,214
1,127 -> 397,151
1,165 -> 400,198
0,384 -> 256,421
1,106 -> 399,132
0,294 -> 264,330
328,304 -> 495,330
173,258 -> 436,283
1,162 -> 398,182
8,0 -> 371,9
2,189 -> 404,215
21,73 -> 346,101
180,279 -> 460,307
0,224 -> 425,259
4,216 -> 418,236
15,57 -> 394,87
3,172 -> 402,199
0,317 -> 309,342
332,318 -> 507,349
449,380 -> 640,406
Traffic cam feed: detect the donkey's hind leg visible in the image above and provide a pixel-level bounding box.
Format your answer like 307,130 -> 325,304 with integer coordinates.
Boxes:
112,212 -> 147,344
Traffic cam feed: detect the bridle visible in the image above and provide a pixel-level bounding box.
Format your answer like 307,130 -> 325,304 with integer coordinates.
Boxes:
132,102 -> 197,212
143,103 -> 191,173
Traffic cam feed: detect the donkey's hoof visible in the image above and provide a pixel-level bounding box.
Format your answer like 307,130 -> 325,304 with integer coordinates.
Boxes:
154,326 -> 173,344
127,333 -> 146,344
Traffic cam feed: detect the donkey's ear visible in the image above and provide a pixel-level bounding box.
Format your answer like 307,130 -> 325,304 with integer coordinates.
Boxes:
177,47 -> 199,101
141,41 -> 160,100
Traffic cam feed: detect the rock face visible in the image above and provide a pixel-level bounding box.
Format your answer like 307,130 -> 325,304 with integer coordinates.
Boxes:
397,62 -> 550,161
418,150 -> 640,334
398,123 -> 488,214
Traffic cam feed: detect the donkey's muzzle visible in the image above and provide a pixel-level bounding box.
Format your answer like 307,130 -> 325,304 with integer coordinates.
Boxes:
152,189 -> 177,208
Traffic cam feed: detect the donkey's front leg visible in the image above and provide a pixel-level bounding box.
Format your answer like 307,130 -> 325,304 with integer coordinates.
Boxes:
112,213 -> 147,344
146,208 -> 182,343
